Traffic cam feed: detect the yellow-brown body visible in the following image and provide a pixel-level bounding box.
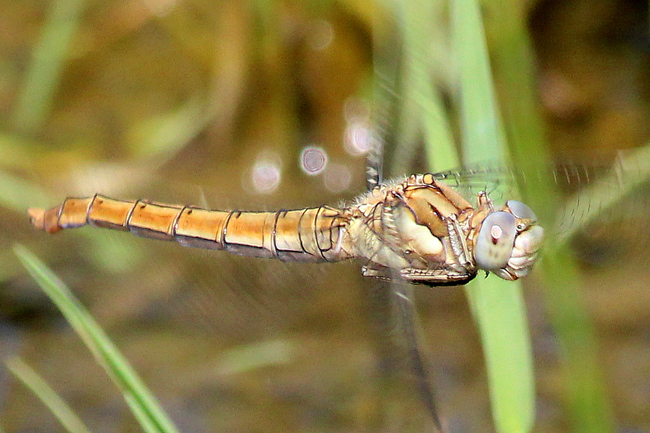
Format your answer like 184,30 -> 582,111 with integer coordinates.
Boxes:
28,173 -> 543,285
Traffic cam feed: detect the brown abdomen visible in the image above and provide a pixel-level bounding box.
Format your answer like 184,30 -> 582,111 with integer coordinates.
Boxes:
28,195 -> 349,262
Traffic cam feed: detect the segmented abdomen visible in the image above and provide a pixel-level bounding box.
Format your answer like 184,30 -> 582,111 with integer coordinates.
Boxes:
28,195 -> 350,262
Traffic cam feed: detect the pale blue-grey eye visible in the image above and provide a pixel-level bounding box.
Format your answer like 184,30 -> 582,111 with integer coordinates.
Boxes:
475,211 -> 517,271
507,200 -> 537,222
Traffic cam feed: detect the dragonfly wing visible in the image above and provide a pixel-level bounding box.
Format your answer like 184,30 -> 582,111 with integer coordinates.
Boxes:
366,277 -> 444,431
429,157 -> 650,266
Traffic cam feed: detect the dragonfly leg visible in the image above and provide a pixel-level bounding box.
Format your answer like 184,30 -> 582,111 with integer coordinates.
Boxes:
361,264 -> 477,286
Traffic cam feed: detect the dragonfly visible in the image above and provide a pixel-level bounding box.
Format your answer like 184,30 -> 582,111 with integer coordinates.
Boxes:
27,174 -> 543,286
27,156 -> 545,431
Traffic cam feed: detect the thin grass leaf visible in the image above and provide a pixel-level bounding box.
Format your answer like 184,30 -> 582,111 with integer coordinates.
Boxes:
452,0 -> 507,162
372,0 -> 408,181
13,244 -> 180,433
5,357 -> 93,433
214,339 -> 294,375
13,0 -> 87,132
129,94 -> 212,160
0,170 -> 50,212
452,0 -> 534,431
464,277 -> 533,430
400,0 -> 458,173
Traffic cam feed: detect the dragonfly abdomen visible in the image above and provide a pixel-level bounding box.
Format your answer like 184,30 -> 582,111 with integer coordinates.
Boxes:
28,195 -> 351,262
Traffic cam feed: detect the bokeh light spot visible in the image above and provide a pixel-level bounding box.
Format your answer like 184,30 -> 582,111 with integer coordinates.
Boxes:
344,121 -> 378,156
144,0 -> 177,16
323,163 -> 352,193
300,145 -> 328,175
343,97 -> 378,157
308,19 -> 334,51
249,151 -> 282,194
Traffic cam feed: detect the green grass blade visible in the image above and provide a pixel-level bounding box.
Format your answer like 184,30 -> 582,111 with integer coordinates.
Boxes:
5,357 -> 93,433
0,170 -> 50,212
452,0 -> 534,431
464,278 -> 534,432
13,0 -> 87,132
453,0 -> 507,163
400,0 -> 458,173
13,244 -> 180,433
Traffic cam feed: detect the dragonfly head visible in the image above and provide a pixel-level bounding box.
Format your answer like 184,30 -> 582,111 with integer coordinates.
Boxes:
474,200 -> 544,281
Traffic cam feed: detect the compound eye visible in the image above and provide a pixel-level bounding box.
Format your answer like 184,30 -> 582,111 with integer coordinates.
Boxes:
475,211 -> 517,271
506,200 -> 537,222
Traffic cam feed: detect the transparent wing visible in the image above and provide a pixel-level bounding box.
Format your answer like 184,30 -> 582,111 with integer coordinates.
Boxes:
430,153 -> 650,266
366,278 -> 444,431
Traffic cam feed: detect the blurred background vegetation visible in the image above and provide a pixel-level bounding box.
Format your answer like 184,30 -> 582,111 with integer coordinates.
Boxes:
1,0 -> 649,432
